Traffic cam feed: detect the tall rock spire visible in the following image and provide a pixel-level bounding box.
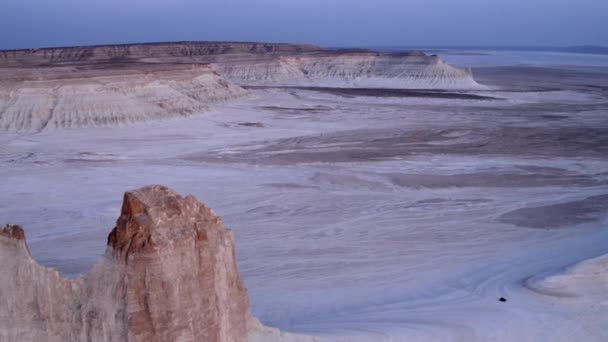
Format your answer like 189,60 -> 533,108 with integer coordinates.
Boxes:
0,185 -> 251,342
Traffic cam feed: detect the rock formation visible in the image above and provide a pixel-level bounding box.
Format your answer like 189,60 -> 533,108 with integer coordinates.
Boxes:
213,53 -> 478,89
0,41 -> 323,67
0,64 -> 246,132
0,185 -> 252,342
0,42 -> 480,90
0,41 -> 483,132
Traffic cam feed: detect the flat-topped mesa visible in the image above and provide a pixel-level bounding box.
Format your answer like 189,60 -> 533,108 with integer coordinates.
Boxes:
0,41 -> 427,66
0,42 -> 483,132
0,42 -> 480,89
0,41 -> 324,66
0,185 -> 252,342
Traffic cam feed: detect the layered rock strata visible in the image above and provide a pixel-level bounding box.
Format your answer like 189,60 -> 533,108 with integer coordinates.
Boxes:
0,185 -> 251,342
0,41 -> 483,132
0,42 -> 481,90
0,64 -> 246,132
213,53 -> 477,89
0,41 -> 323,67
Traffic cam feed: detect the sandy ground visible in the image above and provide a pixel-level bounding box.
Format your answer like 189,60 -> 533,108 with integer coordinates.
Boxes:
1,62 -> 608,341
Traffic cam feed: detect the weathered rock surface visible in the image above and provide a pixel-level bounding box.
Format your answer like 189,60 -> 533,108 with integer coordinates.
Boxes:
0,41 -> 482,132
0,64 -> 246,132
0,42 -> 480,90
0,41 -> 323,67
0,185 -> 252,342
213,53 -> 479,89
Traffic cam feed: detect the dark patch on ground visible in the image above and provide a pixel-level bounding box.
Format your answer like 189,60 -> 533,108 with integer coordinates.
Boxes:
388,172 -> 603,189
257,105 -> 332,113
414,198 -> 492,207
7,152 -> 35,162
238,122 -> 265,128
246,86 -> 498,100
63,158 -> 117,164
263,183 -> 319,190
473,66 -> 608,93
498,194 -> 608,229
539,115 -> 568,120
184,126 -> 608,164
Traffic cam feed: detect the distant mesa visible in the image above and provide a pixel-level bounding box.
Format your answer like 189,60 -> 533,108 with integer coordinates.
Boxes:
0,41 -> 483,132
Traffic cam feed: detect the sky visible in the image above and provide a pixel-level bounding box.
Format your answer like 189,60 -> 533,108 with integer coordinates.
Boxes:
1,0 -> 606,50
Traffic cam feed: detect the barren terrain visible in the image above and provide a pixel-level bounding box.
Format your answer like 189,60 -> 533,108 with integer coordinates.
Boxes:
1,44 -> 607,341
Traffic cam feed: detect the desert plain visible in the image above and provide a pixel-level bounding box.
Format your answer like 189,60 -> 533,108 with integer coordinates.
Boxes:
1,43 -> 607,341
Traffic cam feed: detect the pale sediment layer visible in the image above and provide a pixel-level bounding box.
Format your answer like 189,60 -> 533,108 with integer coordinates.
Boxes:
0,42 -> 484,132
213,54 -> 481,89
0,64 -> 246,132
0,42 -> 477,89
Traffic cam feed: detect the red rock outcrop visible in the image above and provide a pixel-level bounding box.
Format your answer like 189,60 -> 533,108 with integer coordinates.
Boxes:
0,185 -> 251,342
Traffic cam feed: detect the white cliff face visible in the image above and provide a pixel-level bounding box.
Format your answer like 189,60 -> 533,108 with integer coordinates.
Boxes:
0,65 -> 247,132
0,185 -> 252,342
213,54 -> 482,89
0,42 -> 485,133
0,225 -> 87,342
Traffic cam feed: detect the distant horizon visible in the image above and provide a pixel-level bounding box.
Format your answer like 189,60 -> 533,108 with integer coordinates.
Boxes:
1,0 -> 606,51
1,39 -> 607,56
0,39 -> 605,50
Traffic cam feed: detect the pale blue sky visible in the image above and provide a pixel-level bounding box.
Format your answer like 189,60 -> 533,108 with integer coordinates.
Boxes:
1,0 -> 606,49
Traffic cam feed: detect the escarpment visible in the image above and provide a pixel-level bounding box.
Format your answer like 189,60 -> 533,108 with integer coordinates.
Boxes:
0,64 -> 247,132
0,41 -> 323,66
0,185 -> 252,342
213,53 -> 479,89
1,42 -> 480,90
0,41 -> 483,132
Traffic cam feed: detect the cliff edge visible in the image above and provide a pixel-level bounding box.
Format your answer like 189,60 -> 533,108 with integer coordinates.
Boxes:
0,41 -> 484,132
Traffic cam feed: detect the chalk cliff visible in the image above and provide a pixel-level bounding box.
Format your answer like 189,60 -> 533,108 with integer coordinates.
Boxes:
0,41 -> 483,132
213,53 -> 478,89
0,42 -> 480,89
0,185 -> 252,342
0,64 -> 246,132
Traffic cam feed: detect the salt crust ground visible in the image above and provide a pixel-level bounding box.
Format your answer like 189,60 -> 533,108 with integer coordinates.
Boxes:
1,64 -> 608,341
